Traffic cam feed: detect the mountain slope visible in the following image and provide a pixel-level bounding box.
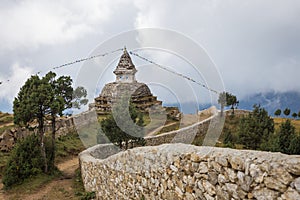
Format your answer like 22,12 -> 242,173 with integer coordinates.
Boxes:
239,91 -> 300,116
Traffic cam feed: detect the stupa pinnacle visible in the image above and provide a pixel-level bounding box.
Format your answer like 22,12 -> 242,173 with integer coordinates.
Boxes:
113,47 -> 137,83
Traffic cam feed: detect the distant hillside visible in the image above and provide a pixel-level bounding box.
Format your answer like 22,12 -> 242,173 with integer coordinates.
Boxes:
0,112 -> 13,129
166,91 -> 300,116
239,91 -> 300,116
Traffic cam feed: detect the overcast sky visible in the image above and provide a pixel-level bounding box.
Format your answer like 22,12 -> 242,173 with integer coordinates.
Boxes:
0,0 -> 300,113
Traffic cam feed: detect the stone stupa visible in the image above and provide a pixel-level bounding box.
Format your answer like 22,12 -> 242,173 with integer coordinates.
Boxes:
90,47 -> 163,115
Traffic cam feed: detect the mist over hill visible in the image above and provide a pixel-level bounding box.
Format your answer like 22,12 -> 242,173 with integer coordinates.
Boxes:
239,91 -> 300,116
165,91 -> 300,116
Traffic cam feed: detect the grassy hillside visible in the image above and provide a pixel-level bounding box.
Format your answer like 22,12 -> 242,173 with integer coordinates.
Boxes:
216,114 -> 300,149
274,117 -> 300,131
0,112 -> 14,134
0,112 -> 13,126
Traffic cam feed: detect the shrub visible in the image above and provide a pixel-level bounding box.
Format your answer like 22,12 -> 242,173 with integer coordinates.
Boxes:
2,134 -> 44,188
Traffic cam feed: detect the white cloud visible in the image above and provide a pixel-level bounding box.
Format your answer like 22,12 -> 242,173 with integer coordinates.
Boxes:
132,0 -> 300,98
0,63 -> 33,105
0,0 -> 120,51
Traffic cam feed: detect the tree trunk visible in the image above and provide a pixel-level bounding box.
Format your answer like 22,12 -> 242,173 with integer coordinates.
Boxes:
50,114 -> 56,171
221,105 -> 224,117
38,116 -> 48,173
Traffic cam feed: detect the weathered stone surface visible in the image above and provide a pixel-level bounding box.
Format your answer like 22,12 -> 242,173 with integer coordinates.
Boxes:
79,143 -> 300,200
215,156 -> 228,167
229,155 -> 245,171
253,188 -> 279,200
198,162 -> 208,174
264,177 -> 287,192
285,158 -> 300,175
202,180 -> 216,196
281,187 -> 300,200
293,177 -> 300,192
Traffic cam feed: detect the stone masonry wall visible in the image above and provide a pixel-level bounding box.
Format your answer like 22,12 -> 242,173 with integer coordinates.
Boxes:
79,143 -> 300,200
0,110 -> 95,151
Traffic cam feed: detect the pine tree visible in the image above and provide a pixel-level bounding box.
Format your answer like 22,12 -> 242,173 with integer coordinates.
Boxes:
274,109 -> 281,117
13,71 -> 87,172
288,134 -> 300,154
14,75 -> 53,172
238,105 -> 274,150
276,119 -> 295,154
283,108 -> 291,118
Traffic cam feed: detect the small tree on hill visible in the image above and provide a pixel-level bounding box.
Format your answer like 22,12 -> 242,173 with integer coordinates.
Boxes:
218,92 -> 239,115
274,109 -> 281,118
292,112 -> 298,119
218,92 -> 226,116
283,108 -> 291,118
298,111 -> 300,118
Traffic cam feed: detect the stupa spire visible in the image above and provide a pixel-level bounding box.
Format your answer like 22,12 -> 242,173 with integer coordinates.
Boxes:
113,47 -> 137,83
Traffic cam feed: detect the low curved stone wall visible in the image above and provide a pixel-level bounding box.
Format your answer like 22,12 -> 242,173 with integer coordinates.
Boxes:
79,143 -> 300,199
144,106 -> 221,146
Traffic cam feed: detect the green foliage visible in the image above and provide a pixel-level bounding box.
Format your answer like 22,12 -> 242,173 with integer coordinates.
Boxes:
13,73 -> 54,172
271,120 -> 300,154
0,152 -> 10,177
283,108 -> 291,117
55,133 -> 85,162
13,71 -> 87,173
219,115 -> 240,148
2,135 -> 44,188
218,92 -> 239,115
292,112 -> 298,119
72,86 -> 89,109
99,99 -> 146,149
298,111 -> 300,118
238,105 -> 274,150
274,109 -> 281,117
288,134 -> 300,154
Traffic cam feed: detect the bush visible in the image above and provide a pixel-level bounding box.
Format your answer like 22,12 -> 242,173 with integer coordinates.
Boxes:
2,134 -> 44,188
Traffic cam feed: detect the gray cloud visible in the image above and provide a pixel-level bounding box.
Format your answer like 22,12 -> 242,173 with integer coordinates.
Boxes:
1,0 -> 300,112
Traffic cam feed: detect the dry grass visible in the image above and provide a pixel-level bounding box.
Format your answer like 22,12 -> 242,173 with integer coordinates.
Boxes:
273,118 -> 300,133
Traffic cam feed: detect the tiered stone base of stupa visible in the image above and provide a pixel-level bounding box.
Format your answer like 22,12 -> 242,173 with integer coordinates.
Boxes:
90,82 -> 163,115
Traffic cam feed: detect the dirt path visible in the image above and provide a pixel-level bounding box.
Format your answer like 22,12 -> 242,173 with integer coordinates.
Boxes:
0,122 -> 13,128
0,157 -> 80,200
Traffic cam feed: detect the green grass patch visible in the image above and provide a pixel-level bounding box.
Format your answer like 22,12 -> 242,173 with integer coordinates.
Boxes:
4,170 -> 61,194
157,123 -> 180,134
0,112 -> 13,126
55,133 -> 85,163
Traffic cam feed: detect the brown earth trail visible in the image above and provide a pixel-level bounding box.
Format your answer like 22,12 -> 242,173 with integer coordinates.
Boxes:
0,157 -> 80,200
